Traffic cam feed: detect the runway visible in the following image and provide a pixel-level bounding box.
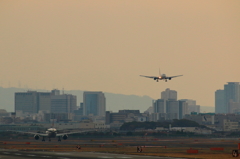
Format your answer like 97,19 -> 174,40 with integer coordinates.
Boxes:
0,149 -> 186,159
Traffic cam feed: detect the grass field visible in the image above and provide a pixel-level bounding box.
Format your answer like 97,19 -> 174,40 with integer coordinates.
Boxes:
1,136 -> 239,159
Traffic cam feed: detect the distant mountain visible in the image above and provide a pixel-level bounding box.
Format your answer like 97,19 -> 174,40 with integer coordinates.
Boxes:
0,87 -> 153,113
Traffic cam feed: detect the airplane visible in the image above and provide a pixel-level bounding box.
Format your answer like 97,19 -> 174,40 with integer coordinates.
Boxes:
12,122 -> 93,142
140,69 -> 183,82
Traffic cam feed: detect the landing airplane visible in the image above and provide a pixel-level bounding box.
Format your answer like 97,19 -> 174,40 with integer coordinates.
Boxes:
140,69 -> 183,82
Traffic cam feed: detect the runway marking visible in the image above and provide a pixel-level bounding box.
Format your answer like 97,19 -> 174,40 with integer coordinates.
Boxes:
98,157 -> 114,158
41,156 -> 51,158
2,152 -> 10,154
55,153 -> 70,155
117,157 -> 132,158
14,153 -> 22,155
28,154 -> 36,156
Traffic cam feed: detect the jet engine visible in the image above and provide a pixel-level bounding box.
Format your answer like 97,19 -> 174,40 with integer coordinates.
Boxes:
34,134 -> 40,140
62,134 -> 68,140
169,78 -> 172,80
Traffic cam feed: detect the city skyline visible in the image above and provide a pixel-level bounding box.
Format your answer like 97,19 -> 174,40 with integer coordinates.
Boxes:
1,1 -> 240,108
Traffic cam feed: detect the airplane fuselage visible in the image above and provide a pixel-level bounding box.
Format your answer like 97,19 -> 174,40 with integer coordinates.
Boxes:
154,74 -> 168,80
140,69 -> 182,82
46,131 -> 57,138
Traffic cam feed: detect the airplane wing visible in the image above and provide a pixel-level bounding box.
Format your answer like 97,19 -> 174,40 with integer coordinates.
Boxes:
10,131 -> 48,137
139,75 -> 158,79
167,75 -> 183,79
56,130 -> 95,137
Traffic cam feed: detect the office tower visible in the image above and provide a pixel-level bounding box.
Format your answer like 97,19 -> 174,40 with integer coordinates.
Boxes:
51,94 -> 77,113
83,91 -> 106,116
38,92 -> 52,112
161,88 -> 177,100
224,82 -> 240,113
166,100 -> 179,120
228,100 -> 240,113
179,100 -> 188,119
15,91 -> 51,113
105,111 -> 111,124
153,99 -> 165,113
215,89 -> 225,113
51,89 -> 60,95
188,105 -> 200,114
180,99 -> 196,105
179,99 -> 200,114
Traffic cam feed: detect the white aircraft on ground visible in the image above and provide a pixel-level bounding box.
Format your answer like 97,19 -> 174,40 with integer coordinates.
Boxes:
140,69 -> 183,82
13,123 -> 92,142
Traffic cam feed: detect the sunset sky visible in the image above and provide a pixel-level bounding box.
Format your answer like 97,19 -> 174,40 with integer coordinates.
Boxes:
1,0 -> 240,108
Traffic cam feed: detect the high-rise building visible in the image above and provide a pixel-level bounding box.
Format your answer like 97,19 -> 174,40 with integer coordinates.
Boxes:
15,91 -> 38,113
15,91 -> 51,113
179,100 -> 188,119
224,82 -> 240,113
228,100 -> 240,113
188,105 -> 200,114
161,88 -> 177,100
51,94 -> 77,113
153,99 -> 165,113
215,89 -> 225,113
38,92 -> 52,112
180,99 -> 196,105
179,99 -> 200,114
166,100 -> 179,120
83,91 -> 106,117
150,113 -> 166,121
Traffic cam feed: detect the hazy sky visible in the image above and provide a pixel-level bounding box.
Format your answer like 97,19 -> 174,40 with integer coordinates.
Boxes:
1,0 -> 240,107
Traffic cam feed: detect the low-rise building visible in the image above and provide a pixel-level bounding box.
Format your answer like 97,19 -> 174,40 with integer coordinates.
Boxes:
170,127 -> 212,134
223,119 -> 238,131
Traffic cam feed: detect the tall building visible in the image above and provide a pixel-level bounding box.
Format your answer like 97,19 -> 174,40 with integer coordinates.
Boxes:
51,94 -> 77,113
83,91 -> 106,117
179,99 -> 200,114
38,92 -> 52,112
15,91 -> 51,113
188,105 -> 200,114
153,99 -> 165,113
166,100 -> 179,120
215,89 -> 225,113
224,82 -> 240,113
150,113 -> 166,121
179,100 -> 188,119
161,88 -> 177,100
15,89 -> 76,116
180,99 -> 196,105
228,100 -> 240,113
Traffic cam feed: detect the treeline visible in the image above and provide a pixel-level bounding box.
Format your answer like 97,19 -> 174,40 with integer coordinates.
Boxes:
120,119 -> 203,131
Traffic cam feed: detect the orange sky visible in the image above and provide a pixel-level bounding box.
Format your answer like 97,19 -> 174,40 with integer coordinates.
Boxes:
0,0 -> 240,108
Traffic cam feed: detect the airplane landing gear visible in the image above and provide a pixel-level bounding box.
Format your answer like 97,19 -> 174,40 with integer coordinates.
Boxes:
42,137 -> 45,142
58,137 -> 61,142
165,80 -> 167,82
49,138 -> 51,142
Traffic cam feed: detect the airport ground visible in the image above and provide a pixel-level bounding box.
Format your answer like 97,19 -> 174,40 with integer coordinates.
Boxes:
0,136 -> 240,159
